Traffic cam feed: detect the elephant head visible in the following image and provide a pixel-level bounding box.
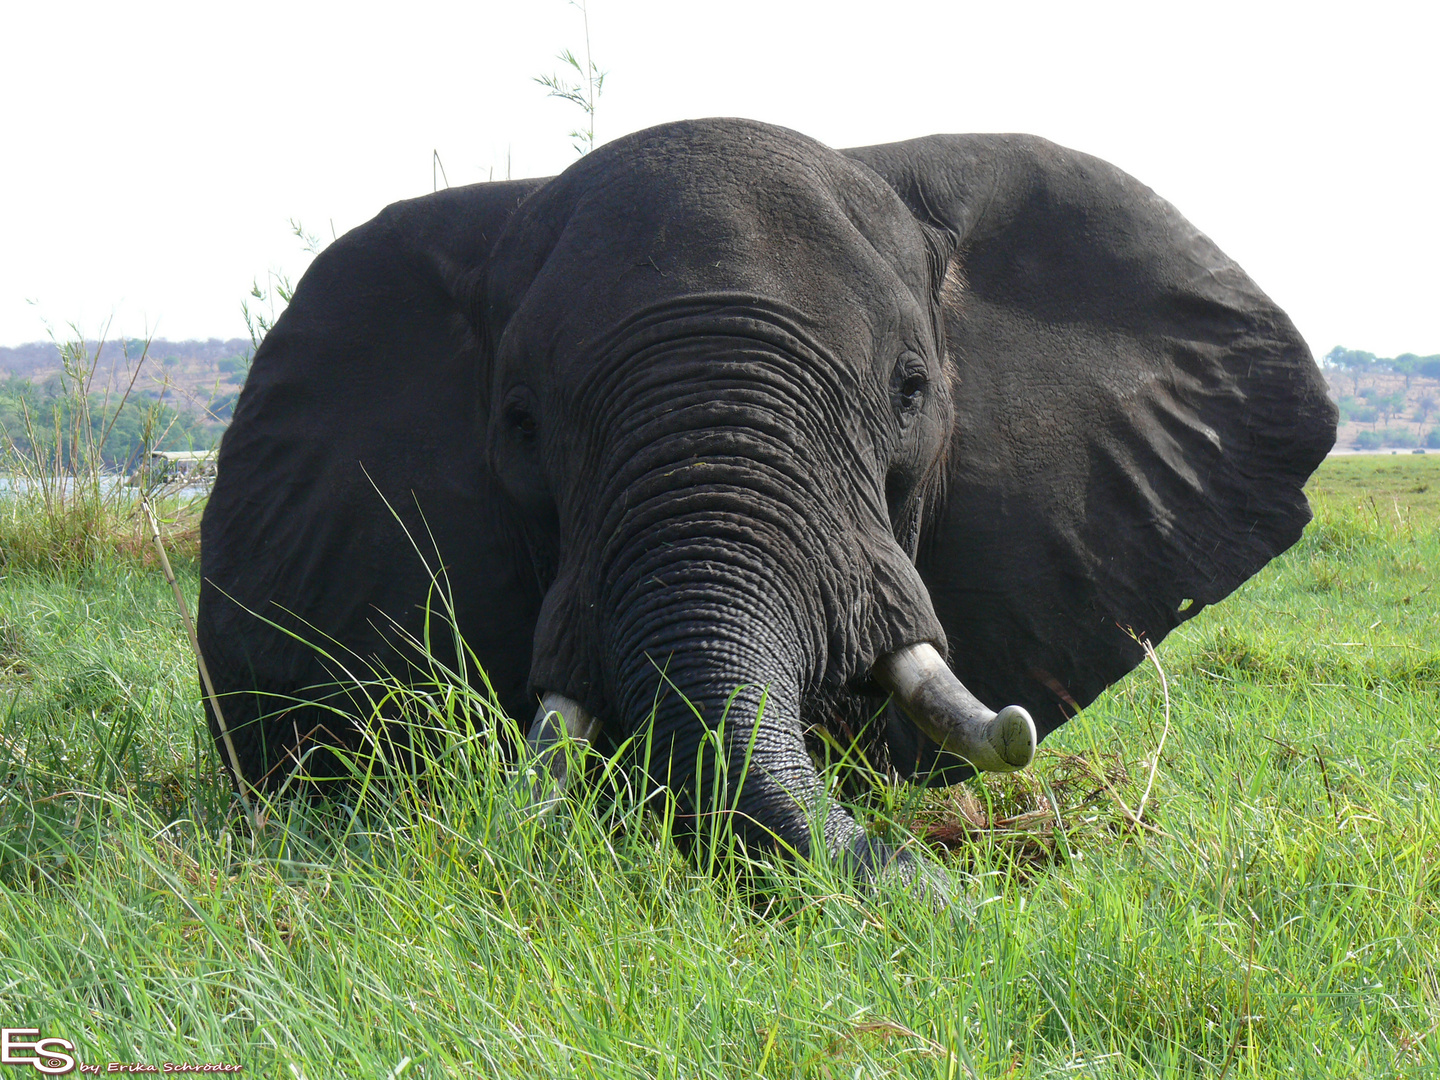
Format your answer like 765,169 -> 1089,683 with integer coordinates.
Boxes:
198,119 -> 1336,884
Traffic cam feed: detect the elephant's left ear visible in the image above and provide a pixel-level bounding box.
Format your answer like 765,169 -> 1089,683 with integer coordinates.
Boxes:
845,134 -> 1337,743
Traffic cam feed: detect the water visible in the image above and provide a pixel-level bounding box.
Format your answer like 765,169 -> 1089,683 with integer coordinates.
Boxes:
0,473 -> 212,500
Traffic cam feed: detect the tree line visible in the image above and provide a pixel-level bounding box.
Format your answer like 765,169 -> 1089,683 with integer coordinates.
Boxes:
1325,347 -> 1440,385
0,373 -> 224,473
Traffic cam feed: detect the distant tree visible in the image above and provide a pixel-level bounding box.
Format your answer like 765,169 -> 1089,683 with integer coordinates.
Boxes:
210,392 -> 239,420
1416,392 -> 1438,424
0,373 -> 222,469
1326,346 -> 1375,395
1428,427 -> 1440,449
1377,391 -> 1406,425
1325,346 -> 1376,369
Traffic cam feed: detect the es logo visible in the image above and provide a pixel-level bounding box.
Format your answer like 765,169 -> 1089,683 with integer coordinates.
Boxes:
1,1029 -> 76,1076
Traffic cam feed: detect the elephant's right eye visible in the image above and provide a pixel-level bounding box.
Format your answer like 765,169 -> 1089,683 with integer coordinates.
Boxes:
891,352 -> 929,416
507,406 -> 537,438
503,387 -> 539,440
898,372 -> 927,403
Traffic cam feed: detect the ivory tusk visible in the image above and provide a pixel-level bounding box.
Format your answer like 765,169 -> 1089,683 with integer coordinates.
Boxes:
872,643 -> 1036,772
525,692 -> 601,799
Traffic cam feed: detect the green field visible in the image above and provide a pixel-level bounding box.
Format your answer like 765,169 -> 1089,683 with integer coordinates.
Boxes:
0,456 -> 1436,1078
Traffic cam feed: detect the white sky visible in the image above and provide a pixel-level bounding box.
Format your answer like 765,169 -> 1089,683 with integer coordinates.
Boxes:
3,0 -> 1436,357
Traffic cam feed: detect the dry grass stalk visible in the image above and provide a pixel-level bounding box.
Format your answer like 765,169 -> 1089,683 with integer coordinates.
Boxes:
1135,637 -> 1172,825
142,498 -> 256,826
912,751 -> 1146,874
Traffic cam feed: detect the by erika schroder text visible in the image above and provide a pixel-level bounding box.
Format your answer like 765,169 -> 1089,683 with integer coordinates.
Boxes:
3,1028 -> 242,1074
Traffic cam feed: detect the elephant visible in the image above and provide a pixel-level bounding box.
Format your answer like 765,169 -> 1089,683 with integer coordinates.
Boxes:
197,118 -> 1336,885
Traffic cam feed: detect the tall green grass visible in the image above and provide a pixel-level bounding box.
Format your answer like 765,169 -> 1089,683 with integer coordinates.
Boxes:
0,328 -> 206,572
0,462 -> 1436,1076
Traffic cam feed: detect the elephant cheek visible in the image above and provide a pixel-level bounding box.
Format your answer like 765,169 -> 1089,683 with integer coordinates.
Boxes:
845,529 -> 950,680
525,564 -> 606,723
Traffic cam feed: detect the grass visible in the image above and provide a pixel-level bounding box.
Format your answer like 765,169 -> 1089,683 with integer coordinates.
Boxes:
1,327 -> 207,573
1307,452 -> 1440,524
0,457 -> 1437,1077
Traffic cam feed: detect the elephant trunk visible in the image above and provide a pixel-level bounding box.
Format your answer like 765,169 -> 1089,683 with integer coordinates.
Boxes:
601,570 -> 840,854
526,336 -> 965,848
579,475 -> 866,854
871,643 -> 1036,772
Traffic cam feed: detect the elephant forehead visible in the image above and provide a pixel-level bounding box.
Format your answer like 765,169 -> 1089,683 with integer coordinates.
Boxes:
488,121 -> 935,371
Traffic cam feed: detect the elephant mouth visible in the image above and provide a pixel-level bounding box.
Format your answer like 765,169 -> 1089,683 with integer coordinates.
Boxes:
527,641 -> 1035,791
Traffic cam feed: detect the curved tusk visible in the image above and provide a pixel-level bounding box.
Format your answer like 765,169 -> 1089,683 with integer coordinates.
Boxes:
526,692 -> 601,796
872,643 -> 1036,773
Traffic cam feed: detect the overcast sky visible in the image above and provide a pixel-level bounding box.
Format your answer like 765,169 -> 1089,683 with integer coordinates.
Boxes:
3,0 -> 1436,357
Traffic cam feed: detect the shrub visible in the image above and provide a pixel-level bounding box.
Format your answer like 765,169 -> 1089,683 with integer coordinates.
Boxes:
1353,428 -> 1418,450
1338,398 -> 1379,424
1383,427 -> 1419,448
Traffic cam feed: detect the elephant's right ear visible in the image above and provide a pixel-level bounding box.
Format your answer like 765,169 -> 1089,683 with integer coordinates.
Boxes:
201,177 -> 556,735
845,135 -> 1337,743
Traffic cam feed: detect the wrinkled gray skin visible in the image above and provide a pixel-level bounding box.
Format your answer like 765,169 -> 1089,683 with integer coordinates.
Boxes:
198,119 -> 1336,886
